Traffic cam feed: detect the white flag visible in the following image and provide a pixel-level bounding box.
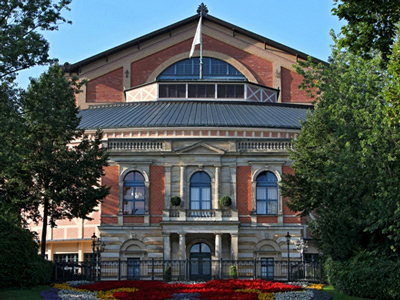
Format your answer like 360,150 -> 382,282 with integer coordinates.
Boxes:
189,16 -> 202,58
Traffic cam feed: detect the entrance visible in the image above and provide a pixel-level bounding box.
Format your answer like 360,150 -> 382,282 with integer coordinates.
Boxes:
127,258 -> 140,280
190,243 -> 211,281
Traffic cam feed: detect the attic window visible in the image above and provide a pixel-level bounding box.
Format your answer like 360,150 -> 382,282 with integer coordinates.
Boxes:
157,57 -> 246,81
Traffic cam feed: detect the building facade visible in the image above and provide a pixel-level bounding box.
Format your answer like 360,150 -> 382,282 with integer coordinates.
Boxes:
31,5 -> 321,277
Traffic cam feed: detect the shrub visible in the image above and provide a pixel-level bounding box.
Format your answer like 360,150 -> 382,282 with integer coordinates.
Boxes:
164,265 -> 172,281
230,265 -> 238,279
0,215 -> 53,288
219,195 -> 232,207
326,252 -> 400,300
170,196 -> 181,207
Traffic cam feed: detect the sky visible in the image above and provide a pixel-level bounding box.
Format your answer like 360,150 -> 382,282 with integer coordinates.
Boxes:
16,0 -> 346,89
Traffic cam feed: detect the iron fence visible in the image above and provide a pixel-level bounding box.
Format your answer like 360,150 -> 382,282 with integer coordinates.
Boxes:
55,259 -> 324,283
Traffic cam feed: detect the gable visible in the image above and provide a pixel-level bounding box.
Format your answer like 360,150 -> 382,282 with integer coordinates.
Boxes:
176,142 -> 225,155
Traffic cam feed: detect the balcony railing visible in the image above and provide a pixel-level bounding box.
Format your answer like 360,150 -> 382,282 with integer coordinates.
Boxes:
163,208 -> 238,222
237,141 -> 292,151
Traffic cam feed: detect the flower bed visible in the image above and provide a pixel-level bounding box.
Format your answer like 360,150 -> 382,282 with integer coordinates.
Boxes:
41,279 -> 322,300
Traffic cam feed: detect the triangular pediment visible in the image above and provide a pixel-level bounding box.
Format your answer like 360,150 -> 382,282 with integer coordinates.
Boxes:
176,142 -> 225,155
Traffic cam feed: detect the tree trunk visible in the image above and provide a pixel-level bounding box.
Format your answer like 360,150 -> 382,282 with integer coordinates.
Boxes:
40,198 -> 49,258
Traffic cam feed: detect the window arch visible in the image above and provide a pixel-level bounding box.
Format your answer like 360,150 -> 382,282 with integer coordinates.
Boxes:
157,57 -> 246,81
190,171 -> 212,210
256,171 -> 278,215
123,171 -> 145,215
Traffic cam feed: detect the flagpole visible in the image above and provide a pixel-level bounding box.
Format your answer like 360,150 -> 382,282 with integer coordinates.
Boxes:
199,9 -> 203,80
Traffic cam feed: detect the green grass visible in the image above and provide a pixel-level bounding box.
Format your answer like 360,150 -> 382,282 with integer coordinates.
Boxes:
0,285 -> 51,300
324,285 -> 372,300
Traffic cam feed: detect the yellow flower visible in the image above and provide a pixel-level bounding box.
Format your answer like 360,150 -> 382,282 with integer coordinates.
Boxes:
306,283 -> 324,290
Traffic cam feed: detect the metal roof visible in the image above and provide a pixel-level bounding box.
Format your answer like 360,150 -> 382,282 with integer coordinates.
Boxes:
78,101 -> 312,130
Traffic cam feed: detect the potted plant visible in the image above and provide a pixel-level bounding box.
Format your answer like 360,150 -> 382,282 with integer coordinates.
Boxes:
170,196 -> 181,207
230,265 -> 238,279
219,195 -> 232,208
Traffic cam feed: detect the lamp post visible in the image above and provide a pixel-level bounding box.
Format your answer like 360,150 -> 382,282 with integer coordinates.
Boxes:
285,231 -> 291,282
91,233 -> 105,281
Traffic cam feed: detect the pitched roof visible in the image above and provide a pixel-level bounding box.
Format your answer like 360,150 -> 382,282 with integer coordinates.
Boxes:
78,101 -> 312,130
67,14 -> 326,73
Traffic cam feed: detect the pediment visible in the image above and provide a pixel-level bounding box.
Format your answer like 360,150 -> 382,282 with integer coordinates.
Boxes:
176,142 -> 225,155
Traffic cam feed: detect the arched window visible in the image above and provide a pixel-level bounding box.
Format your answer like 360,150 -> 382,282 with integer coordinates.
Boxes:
190,172 -> 211,210
157,57 -> 246,81
123,171 -> 145,215
256,171 -> 278,215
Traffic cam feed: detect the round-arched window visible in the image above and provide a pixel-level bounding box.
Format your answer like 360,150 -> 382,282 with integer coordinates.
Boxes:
157,57 -> 246,81
123,171 -> 145,215
256,171 -> 278,215
190,171 -> 211,210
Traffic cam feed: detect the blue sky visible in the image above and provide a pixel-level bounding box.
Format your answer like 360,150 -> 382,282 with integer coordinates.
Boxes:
16,0 -> 345,89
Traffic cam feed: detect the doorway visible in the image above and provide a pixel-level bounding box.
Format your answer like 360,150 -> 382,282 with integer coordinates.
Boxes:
190,243 -> 211,280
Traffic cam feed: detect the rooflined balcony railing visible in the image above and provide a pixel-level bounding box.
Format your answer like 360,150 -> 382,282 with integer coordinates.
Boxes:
107,140 -> 165,151
163,208 -> 238,222
237,141 -> 292,151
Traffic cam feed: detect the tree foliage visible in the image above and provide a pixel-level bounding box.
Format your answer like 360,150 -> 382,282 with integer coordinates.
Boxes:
11,64 -> 110,256
0,0 -> 71,82
332,0 -> 400,61
280,33 -> 400,260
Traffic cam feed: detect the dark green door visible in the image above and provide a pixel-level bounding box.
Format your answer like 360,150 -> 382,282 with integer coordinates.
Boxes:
190,243 -> 211,281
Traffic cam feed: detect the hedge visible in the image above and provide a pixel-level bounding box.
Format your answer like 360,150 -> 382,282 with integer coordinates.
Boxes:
326,252 -> 400,300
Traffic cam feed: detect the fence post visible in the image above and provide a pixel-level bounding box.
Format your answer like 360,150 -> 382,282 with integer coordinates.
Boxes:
219,259 -> 222,279
185,259 -> 189,281
253,259 -> 257,279
55,261 -> 58,282
151,258 -> 155,280
118,259 -> 121,281
319,259 -> 322,282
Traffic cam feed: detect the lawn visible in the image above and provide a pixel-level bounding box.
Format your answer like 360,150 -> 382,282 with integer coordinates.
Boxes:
323,285 -> 371,300
0,285 -> 51,300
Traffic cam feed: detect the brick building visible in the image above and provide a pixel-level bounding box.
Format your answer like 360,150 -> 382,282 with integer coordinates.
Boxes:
30,5 -> 321,279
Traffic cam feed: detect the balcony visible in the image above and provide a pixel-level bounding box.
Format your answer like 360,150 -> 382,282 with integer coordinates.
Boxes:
162,208 -> 238,222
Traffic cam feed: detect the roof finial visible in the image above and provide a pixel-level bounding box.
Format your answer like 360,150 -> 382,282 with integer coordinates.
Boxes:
197,3 -> 208,16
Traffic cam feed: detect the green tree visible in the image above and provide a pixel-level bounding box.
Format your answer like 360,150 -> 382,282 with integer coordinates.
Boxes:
0,0 -> 72,212
332,0 -> 400,61
17,64 -> 109,256
0,0 -> 71,82
280,33 -> 399,260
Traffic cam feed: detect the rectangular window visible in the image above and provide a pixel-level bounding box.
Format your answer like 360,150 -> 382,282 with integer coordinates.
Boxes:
123,186 -> 145,215
159,84 -> 186,98
188,84 -> 215,98
217,84 -> 244,98
54,253 -> 78,263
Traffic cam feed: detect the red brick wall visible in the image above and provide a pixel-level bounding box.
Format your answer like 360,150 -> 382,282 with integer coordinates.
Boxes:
131,36 -> 273,87
86,68 -> 123,103
281,67 -> 314,103
101,166 -> 119,224
149,166 -> 165,224
257,216 -> 278,223
236,166 -> 252,223
282,165 -> 301,223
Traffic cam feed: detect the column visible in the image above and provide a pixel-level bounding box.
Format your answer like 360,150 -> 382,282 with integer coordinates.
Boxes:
214,166 -> 220,208
215,233 -> 222,260
163,234 -> 171,260
230,233 -> 239,261
180,166 -> 186,206
179,233 -> 186,260
164,166 -> 171,209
